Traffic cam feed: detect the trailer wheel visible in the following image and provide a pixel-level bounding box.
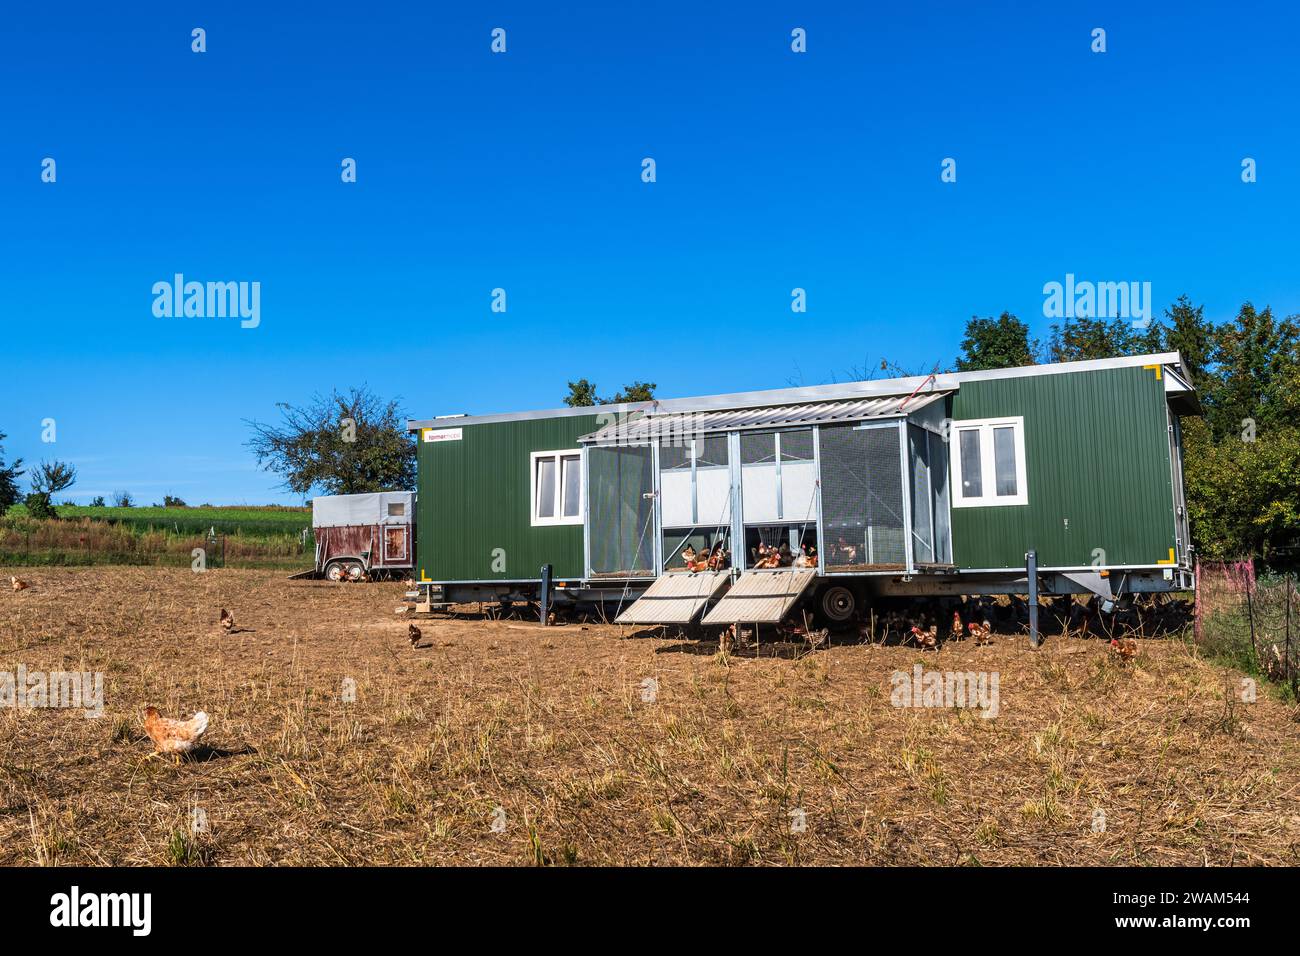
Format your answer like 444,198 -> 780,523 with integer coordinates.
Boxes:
816,584 -> 858,625
325,560 -> 364,582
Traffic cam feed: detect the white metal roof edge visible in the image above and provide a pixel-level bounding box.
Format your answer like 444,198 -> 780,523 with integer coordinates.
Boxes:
408,402 -> 652,431
579,390 -> 953,443
408,353 -> 1188,431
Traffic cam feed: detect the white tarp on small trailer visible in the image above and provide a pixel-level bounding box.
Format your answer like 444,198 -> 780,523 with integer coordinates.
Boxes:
311,491 -> 414,528
615,571 -> 731,625
700,569 -> 818,625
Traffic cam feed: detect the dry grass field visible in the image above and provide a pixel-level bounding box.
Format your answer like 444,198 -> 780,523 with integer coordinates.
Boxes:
2,567 -> 1298,866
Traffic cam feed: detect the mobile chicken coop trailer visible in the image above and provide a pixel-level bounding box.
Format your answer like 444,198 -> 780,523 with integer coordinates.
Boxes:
407,353 -> 1198,629
311,491 -> 415,580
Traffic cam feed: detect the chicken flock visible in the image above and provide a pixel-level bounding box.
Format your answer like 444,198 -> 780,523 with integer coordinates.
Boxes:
678,540 -> 820,572
11,573 -> 1179,767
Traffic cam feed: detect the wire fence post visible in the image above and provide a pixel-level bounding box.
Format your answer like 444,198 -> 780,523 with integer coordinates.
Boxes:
1287,571 -> 1295,696
1244,561 -> 1259,670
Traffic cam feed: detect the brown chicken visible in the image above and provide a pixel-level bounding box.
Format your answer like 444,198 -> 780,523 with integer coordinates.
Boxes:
779,617 -> 829,648
719,624 -> 735,655
950,610 -> 965,641
10,576 -> 29,592
688,545 -> 713,573
1110,637 -> 1138,662
968,621 -> 993,646
219,608 -> 235,632
910,625 -> 938,651
408,623 -> 422,647
792,545 -> 818,569
143,707 -> 209,761
707,544 -> 729,571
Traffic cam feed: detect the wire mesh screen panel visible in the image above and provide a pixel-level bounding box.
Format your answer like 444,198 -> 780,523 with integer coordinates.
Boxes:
694,436 -> 732,527
780,429 -> 817,523
741,431 -> 776,465
909,424 -> 934,564
659,439 -> 693,527
780,429 -> 814,462
741,432 -> 778,523
820,423 -> 906,569
586,444 -> 655,578
929,430 -> 952,563
660,436 -> 731,528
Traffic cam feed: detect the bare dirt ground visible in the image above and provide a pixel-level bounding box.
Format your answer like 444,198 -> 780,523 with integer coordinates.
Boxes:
2,567 -> 1298,866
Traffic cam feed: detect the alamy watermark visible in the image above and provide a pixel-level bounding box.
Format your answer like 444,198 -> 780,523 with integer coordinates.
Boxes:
1,665 -> 104,718
890,665 -> 999,718
152,274 -> 260,328
1042,273 -> 1152,328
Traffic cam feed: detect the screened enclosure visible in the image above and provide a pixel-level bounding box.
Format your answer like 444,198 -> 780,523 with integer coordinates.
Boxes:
583,394 -> 953,580
585,443 -> 655,578
820,422 -> 907,570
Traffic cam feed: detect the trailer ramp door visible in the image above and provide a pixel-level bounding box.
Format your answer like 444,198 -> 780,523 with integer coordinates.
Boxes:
615,571 -> 731,625
701,569 -> 818,625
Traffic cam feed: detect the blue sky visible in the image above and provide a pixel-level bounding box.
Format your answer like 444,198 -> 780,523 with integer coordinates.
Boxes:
2,1 -> 1297,504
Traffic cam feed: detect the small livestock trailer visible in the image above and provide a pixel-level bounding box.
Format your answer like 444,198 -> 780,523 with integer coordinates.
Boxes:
311,491 -> 415,580
407,353 -> 1198,627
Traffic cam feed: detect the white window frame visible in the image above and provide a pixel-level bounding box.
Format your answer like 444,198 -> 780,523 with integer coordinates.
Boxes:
949,416 -> 1028,508
530,449 -> 584,526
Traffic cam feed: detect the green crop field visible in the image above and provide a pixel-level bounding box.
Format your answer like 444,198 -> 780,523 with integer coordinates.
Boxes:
6,504 -> 311,537
1,505 -> 315,569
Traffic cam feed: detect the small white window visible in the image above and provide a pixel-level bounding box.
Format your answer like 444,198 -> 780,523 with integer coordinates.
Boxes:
950,417 -> 1028,507
387,502 -> 406,517
531,449 -> 583,526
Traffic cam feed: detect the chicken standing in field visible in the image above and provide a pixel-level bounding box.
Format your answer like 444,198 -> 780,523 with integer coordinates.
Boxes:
219,608 -> 235,632
910,624 -> 938,651
719,624 -> 734,655
143,707 -> 209,762
968,621 -> 993,646
11,576 -> 29,592
1109,637 -> 1138,663
408,623 -> 422,647
950,610 -> 965,642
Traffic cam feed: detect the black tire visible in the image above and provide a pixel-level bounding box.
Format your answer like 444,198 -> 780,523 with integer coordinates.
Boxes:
325,559 -> 365,582
815,584 -> 858,626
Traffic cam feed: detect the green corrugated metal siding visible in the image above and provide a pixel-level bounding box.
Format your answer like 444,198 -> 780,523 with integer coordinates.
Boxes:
416,414 -> 602,582
950,365 -> 1177,569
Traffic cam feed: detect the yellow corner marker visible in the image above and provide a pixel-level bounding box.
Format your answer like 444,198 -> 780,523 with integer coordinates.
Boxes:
1157,548 -> 1176,565
1143,364 -> 1164,381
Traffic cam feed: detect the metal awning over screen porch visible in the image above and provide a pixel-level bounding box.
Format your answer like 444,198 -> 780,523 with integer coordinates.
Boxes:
580,392 -> 951,445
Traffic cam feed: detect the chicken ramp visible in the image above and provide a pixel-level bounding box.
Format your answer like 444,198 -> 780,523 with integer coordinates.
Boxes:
701,569 -> 818,625
615,571 -> 732,625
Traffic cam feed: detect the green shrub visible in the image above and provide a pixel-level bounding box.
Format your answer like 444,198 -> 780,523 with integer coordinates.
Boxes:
24,493 -> 56,520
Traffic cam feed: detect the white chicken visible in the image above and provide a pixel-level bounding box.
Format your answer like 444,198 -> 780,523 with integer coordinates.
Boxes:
143,707 -> 209,762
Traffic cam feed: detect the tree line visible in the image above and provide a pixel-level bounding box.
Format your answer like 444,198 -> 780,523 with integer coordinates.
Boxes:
956,299 -> 1299,561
